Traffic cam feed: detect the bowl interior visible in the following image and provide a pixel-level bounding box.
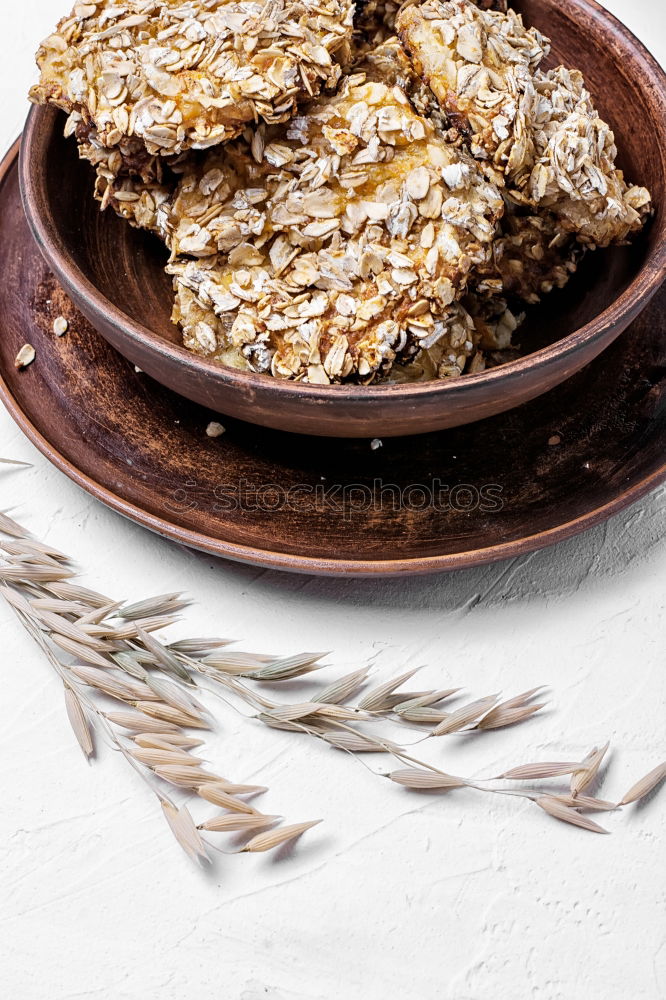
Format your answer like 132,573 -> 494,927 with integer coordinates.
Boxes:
32,0 -> 666,368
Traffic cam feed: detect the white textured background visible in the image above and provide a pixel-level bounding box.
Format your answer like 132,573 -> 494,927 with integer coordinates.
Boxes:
2,3 -> 665,998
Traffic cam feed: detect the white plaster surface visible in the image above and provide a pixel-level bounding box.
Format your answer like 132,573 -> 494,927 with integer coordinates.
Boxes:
1,3 -> 665,998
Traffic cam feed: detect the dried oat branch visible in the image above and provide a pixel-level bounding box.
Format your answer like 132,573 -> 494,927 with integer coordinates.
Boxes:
2,506 -> 663,845
0,517 -> 321,864
197,664 -> 665,836
199,668 -> 617,832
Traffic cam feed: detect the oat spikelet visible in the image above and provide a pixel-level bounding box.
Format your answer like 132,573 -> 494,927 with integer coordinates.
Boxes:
475,702 -> 545,730
0,511 -> 30,538
258,714 -> 318,734
618,762 -> 666,806
135,627 -> 191,682
263,701 -> 368,724
490,687 -> 545,711
431,695 -> 499,736
111,651 -> 150,681
249,652 -> 329,681
388,768 -> 466,789
381,691 -> 435,709
536,796 -> 609,833
146,675 -> 207,718
0,564 -> 73,583
133,700 -> 208,729
74,600 -> 125,625
119,593 -> 189,620
357,668 -> 421,711
196,785 -> 260,814
197,780 -> 267,801
90,615 -> 180,640
50,634 -> 116,668
130,747 -> 204,768
262,702 -> 328,723
323,731 -> 399,753
32,598 -> 90,615
168,637 -> 233,654
105,710 -> 180,734
154,765 -> 221,788
314,704 -> 370,721
317,667 -> 370,705
570,742 -> 610,798
2,538 -> 69,563
46,581 -> 112,607
64,684 -> 94,758
0,584 -> 34,615
161,800 -> 210,865
240,820 -> 322,853
394,707 -> 450,724
68,664 -> 156,703
133,733 -> 205,751
548,795 -> 618,813
203,651 -> 273,673
393,689 -> 461,714
200,814 -> 279,833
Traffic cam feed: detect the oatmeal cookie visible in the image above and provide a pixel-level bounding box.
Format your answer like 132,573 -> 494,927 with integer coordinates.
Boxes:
396,0 -> 651,245
510,67 -> 651,246
163,73 -> 505,382
30,0 -> 355,158
397,0 -> 548,164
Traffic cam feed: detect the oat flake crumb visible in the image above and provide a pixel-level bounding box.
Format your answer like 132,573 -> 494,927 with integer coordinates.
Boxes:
206,421 -> 226,439
15,344 -> 36,369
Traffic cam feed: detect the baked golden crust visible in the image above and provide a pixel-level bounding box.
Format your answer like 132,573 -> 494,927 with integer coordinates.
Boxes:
32,0 -> 652,384
30,0 -> 355,156
396,0 -> 651,246
397,0 -> 548,160
164,73 -> 505,381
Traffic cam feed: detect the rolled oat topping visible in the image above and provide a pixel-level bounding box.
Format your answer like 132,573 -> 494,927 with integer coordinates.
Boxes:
396,0 -> 650,245
30,0 -> 355,156
397,0 -> 549,163
163,73 -> 504,381
511,66 -> 651,246
32,0 -> 652,384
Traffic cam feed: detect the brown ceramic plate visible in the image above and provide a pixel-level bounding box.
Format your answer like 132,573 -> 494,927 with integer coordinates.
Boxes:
2,141 -> 666,576
18,0 -> 666,437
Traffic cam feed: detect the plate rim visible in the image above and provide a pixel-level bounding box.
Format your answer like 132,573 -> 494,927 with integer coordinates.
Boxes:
2,139 -> 665,577
2,368 -> 665,576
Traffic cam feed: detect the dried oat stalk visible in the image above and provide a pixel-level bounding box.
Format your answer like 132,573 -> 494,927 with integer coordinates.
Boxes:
0,514 -> 321,865
2,503 -> 664,851
206,662 -> 666,837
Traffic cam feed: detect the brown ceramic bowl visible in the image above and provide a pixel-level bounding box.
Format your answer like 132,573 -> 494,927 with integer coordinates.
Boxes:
19,0 -> 666,438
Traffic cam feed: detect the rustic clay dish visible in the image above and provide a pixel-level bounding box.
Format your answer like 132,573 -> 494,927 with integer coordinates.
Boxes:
18,0 -> 666,438
1,139 -> 666,574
